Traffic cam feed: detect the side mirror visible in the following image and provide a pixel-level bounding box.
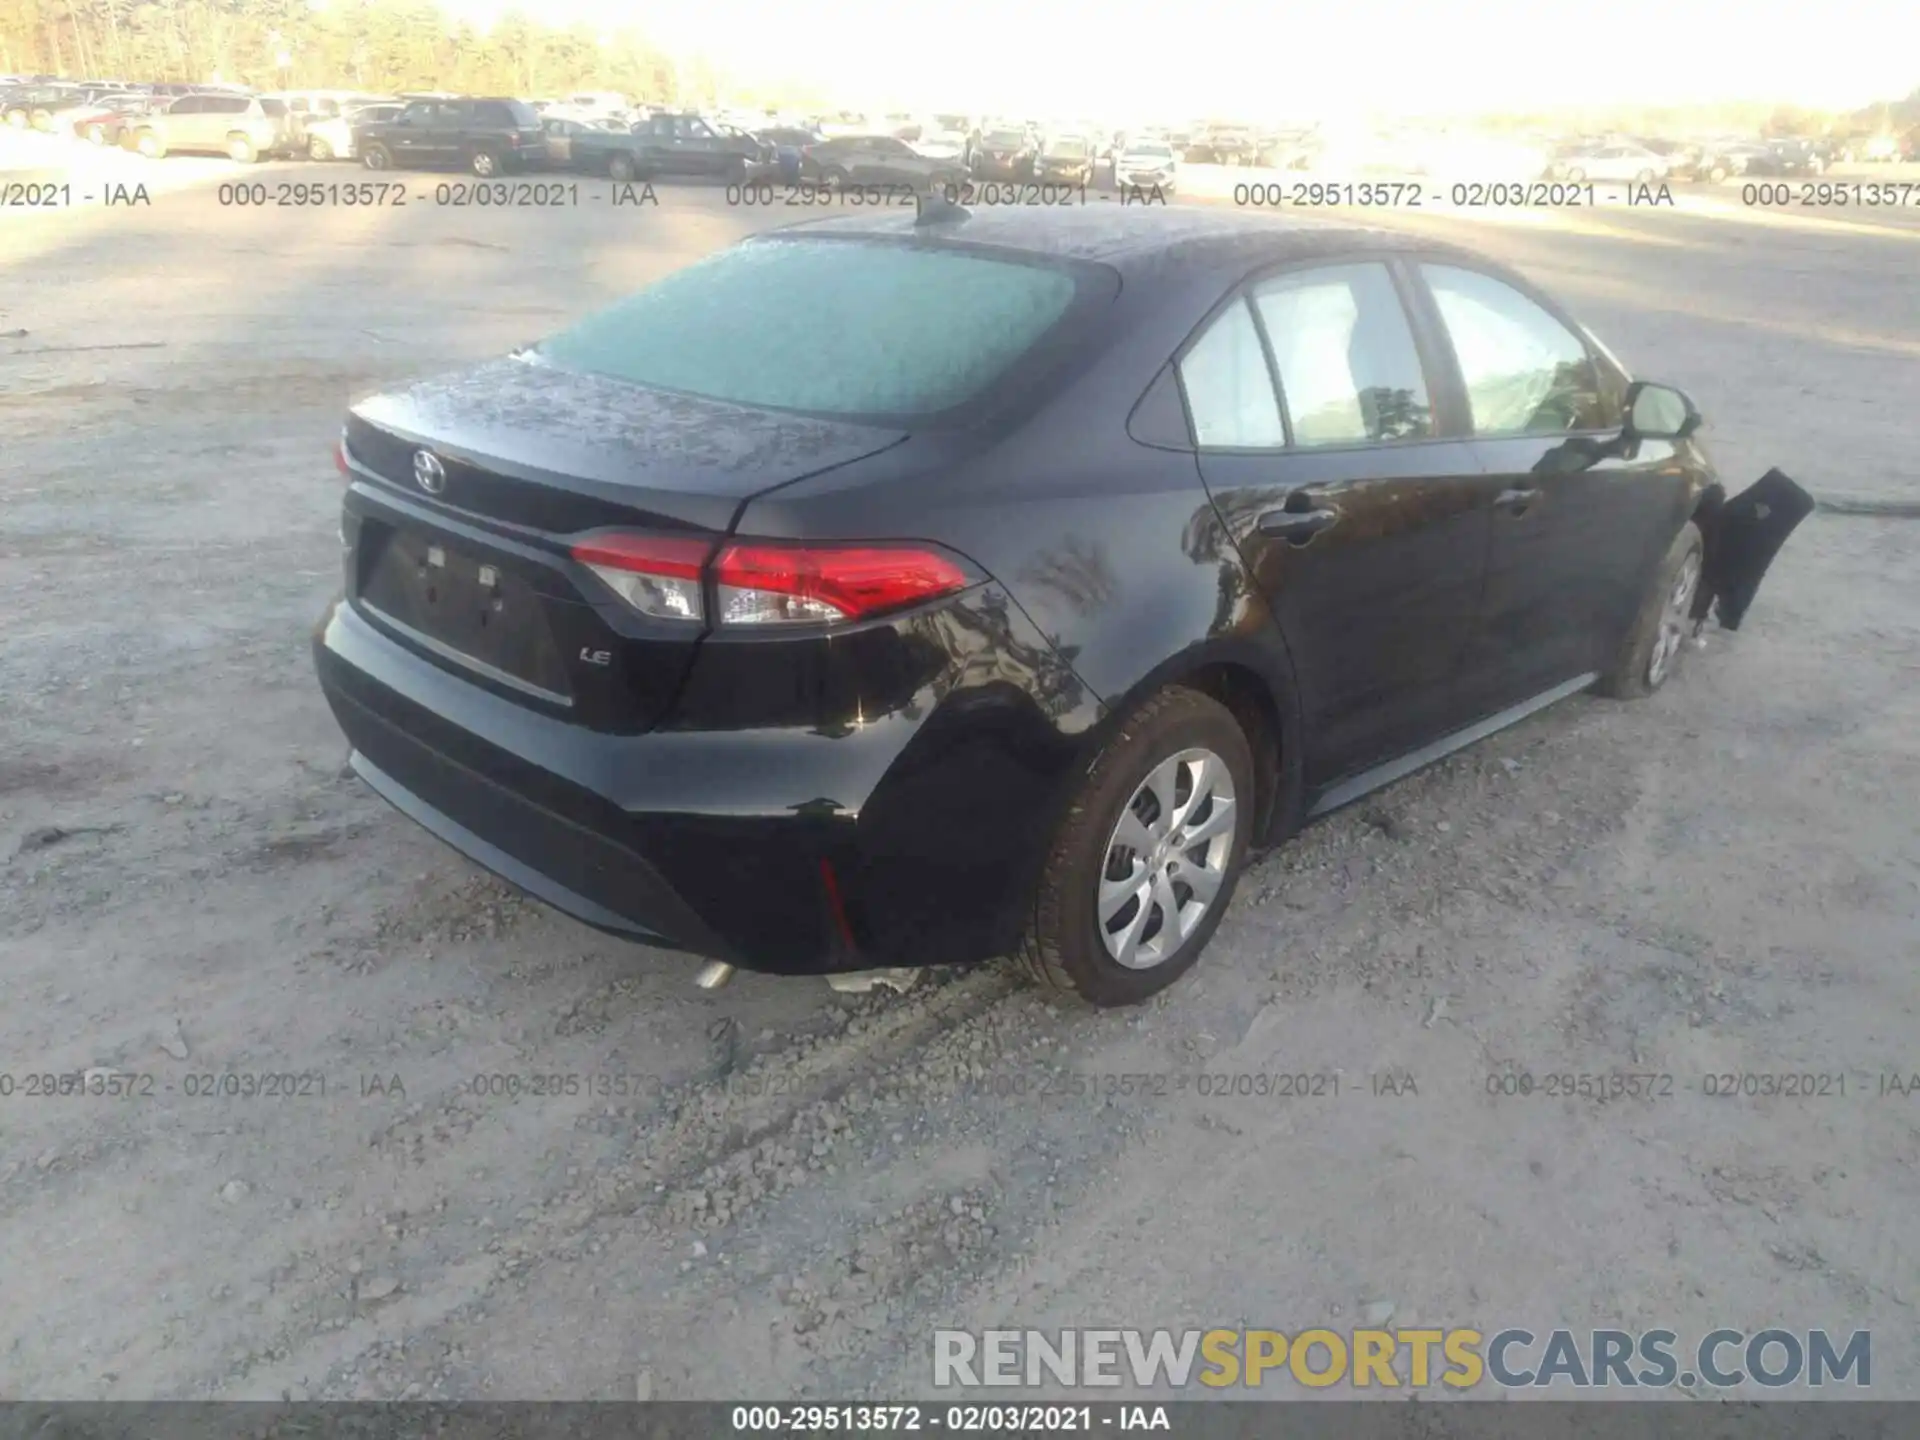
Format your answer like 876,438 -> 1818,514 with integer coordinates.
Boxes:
1625,380 -> 1703,441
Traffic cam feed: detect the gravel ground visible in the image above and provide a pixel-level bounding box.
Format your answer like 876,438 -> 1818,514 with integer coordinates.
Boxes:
2,132 -> 1917,1402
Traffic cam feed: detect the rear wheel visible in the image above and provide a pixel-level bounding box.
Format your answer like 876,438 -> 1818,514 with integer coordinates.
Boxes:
1634,167 -> 1655,186
135,128 -> 164,159
1017,688 -> 1255,1007
1563,165 -> 1587,183
822,165 -> 850,188
227,134 -> 257,163
86,122 -> 107,145
607,152 -> 636,183
2,108 -> 26,129
362,141 -> 392,170
308,135 -> 333,161
30,108 -> 54,131
1708,163 -> 1729,183
1597,522 -> 1704,699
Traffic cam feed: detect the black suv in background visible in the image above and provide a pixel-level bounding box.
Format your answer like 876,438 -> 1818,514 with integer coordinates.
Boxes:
356,97 -> 547,176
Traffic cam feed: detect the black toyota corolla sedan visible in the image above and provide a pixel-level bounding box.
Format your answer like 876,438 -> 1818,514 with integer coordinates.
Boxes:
313,205 -> 1807,1006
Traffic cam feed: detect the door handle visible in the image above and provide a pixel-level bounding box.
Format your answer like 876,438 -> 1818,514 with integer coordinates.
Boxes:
1495,487 -> 1541,513
1256,506 -> 1340,543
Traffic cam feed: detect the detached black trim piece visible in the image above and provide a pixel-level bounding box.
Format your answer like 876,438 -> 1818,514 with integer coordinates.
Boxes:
1702,468 -> 1816,630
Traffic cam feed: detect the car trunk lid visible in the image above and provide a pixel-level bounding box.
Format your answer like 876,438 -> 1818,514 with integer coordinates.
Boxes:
340,356 -> 909,731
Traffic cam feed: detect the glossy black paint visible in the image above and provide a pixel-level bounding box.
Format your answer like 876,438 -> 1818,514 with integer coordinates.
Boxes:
313,207 -> 1739,977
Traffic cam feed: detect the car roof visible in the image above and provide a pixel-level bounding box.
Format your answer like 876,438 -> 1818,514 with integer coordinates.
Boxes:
766,206 -> 1478,276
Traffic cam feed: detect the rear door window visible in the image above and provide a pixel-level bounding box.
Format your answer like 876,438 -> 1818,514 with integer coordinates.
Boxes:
1177,300 -> 1286,448
533,238 -> 1092,422
1250,262 -> 1434,445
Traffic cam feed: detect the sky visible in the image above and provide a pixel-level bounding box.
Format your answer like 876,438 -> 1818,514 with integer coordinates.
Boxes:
444,0 -> 1916,119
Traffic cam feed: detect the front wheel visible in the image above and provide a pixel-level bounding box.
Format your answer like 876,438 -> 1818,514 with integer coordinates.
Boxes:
468,146 -> 499,177
1562,165 -> 1586,183
1634,168 -> 1655,186
362,141 -> 392,170
135,128 -> 164,159
86,123 -> 107,145
1017,688 -> 1255,1007
1597,521 -> 1704,699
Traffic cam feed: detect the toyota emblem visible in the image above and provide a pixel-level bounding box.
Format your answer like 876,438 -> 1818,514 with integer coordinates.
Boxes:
412,449 -> 447,495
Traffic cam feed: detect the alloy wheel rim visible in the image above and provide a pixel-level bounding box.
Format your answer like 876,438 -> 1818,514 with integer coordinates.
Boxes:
1097,748 -> 1236,970
1648,550 -> 1701,686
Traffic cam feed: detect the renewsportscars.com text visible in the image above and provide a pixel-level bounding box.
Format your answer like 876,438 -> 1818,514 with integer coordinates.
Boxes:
932,1327 -> 1871,1390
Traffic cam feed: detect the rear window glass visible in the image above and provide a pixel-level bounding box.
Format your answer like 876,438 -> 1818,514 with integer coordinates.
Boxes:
984,130 -> 1025,146
259,99 -> 287,116
533,239 -> 1083,421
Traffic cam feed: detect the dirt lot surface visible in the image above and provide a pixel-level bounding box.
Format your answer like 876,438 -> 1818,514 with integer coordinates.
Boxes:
3,133 -> 1918,1401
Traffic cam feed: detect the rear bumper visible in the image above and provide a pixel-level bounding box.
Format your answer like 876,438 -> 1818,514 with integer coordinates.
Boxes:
313,591 -> 1092,975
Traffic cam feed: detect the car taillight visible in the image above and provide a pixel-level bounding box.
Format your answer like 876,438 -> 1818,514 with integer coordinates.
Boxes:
712,544 -> 969,625
334,435 -> 351,477
572,534 -> 710,622
570,536 -> 970,626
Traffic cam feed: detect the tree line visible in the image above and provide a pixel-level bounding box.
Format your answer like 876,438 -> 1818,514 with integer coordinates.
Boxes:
0,0 -> 727,106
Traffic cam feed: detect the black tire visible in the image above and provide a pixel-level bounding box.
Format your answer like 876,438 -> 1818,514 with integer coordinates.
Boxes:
1596,521 -> 1704,700
135,128 -> 164,159
1708,163 -> 1728,183
607,152 -> 636,183
308,135 -> 333,161
2,108 -> 26,129
1634,168 -> 1655,186
227,134 -> 257,163
822,165 -> 850,188
86,122 -> 107,145
1016,687 -> 1255,1007
30,108 -> 54,131
362,141 -> 392,170
1563,165 -> 1586,183
726,154 -> 749,184
467,146 -> 499,177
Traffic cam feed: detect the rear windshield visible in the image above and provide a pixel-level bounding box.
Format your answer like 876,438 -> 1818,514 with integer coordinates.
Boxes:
984,130 -> 1026,146
533,239 -> 1084,422
258,98 -> 287,116
1049,138 -> 1089,157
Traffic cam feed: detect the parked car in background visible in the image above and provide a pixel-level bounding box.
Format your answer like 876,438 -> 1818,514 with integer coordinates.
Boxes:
356,97 -> 547,176
1113,138 -> 1178,193
798,134 -> 964,190
539,113 -> 627,167
72,91 -> 169,146
1552,141 -> 1671,185
568,111 -> 773,184
129,92 -> 300,161
756,125 -> 823,183
911,126 -> 973,166
305,101 -> 402,161
971,124 -> 1037,179
2,83 -> 96,130
1681,140 -> 1773,183
1032,133 -> 1095,186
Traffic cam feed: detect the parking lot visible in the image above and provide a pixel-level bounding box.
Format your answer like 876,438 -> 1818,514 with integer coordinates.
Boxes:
4,130 -> 1919,1401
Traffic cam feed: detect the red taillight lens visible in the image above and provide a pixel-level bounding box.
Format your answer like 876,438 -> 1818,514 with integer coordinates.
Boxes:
569,535 -> 969,626
334,436 -> 351,476
571,533 -> 711,622
711,544 -> 968,625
